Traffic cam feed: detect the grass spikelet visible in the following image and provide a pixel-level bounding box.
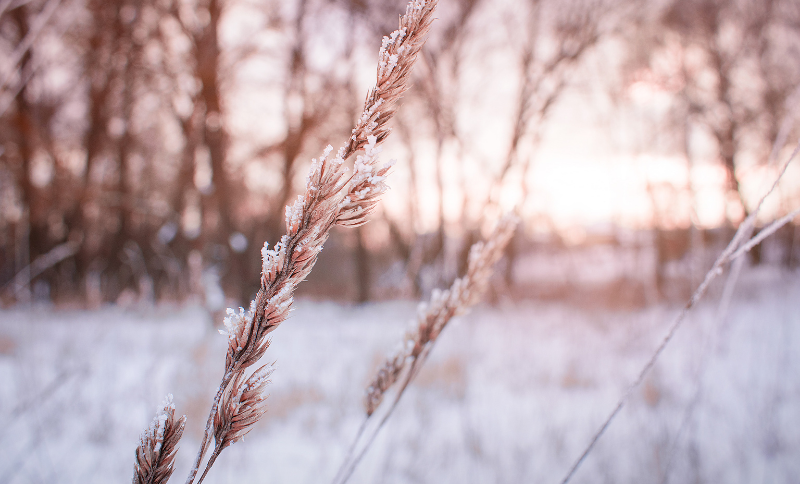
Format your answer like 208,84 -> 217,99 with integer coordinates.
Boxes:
364,214 -> 517,415
133,395 -> 186,484
332,214 -> 517,484
175,1 -> 440,483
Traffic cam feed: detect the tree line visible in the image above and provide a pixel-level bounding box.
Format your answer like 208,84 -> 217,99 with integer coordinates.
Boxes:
1,0 -> 799,306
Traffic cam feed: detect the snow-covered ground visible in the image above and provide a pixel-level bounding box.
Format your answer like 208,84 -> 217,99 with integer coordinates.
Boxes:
1,266 -> 799,484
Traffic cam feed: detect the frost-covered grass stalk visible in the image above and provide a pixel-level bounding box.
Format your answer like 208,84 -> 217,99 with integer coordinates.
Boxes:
133,395 -> 185,484
131,1 -> 439,483
364,214 -> 518,415
332,214 -> 518,484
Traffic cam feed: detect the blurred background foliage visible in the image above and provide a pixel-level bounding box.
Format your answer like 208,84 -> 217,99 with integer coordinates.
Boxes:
1,0 -> 799,308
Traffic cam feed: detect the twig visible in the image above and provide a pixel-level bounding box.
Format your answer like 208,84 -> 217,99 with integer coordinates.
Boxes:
0,0 -> 62,92
729,207 -> 800,262
331,419 -> 368,484
333,339 -> 435,484
2,239 -> 81,297
558,141 -> 800,484
658,247 -> 746,484
184,370 -> 233,484
9,367 -> 77,417
332,214 -> 518,484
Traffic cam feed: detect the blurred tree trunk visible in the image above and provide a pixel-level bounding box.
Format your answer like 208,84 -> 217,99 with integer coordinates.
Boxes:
170,106 -> 203,296
393,115 -> 423,295
272,0 -> 308,241
658,0 -> 798,265
9,4 -> 50,299
184,0 -> 243,300
414,0 -> 483,290
106,1 -> 142,298
490,0 -> 602,287
70,0 -> 121,299
197,0 -> 233,240
354,226 -> 370,303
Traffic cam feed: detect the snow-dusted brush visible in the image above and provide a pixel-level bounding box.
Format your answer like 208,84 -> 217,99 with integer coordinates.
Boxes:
130,1 -> 439,484
332,214 -> 518,484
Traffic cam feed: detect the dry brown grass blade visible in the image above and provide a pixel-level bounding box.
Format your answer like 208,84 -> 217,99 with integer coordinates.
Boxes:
133,395 -> 186,484
180,2 -> 440,484
365,214 -> 518,415
333,214 -> 518,484
345,0 -> 438,155
193,364 -> 275,484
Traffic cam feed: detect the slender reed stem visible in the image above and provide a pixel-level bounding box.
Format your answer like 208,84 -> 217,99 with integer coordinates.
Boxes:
559,142 -> 800,484
185,370 -> 233,484
196,446 -> 223,484
177,2 -> 440,483
331,419 -> 368,484
334,345 -> 432,484
333,215 -> 517,484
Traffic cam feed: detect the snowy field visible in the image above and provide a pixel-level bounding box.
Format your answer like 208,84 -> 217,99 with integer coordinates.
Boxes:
1,266 -> 799,484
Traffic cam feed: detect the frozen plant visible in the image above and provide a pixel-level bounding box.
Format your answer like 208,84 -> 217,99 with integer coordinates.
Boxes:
131,1 -> 440,484
332,214 -> 518,484
132,395 -> 186,484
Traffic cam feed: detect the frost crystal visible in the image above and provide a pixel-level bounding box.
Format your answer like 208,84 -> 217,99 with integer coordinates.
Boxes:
261,236 -> 289,284
221,306 -> 253,341
356,100 -> 384,133
334,147 -> 346,164
285,195 -> 305,235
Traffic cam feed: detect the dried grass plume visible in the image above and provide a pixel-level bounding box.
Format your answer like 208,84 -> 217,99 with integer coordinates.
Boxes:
133,395 -> 186,484
168,1 -> 441,484
365,214 -> 518,415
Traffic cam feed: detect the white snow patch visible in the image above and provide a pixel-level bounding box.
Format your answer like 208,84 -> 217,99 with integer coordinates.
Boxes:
0,269 -> 799,484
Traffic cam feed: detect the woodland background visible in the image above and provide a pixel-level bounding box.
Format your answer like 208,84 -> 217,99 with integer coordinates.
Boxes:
2,0 -> 800,308
2,1 -> 800,484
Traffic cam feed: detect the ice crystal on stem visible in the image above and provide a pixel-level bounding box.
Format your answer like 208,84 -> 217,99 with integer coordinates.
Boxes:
338,136 -> 397,227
